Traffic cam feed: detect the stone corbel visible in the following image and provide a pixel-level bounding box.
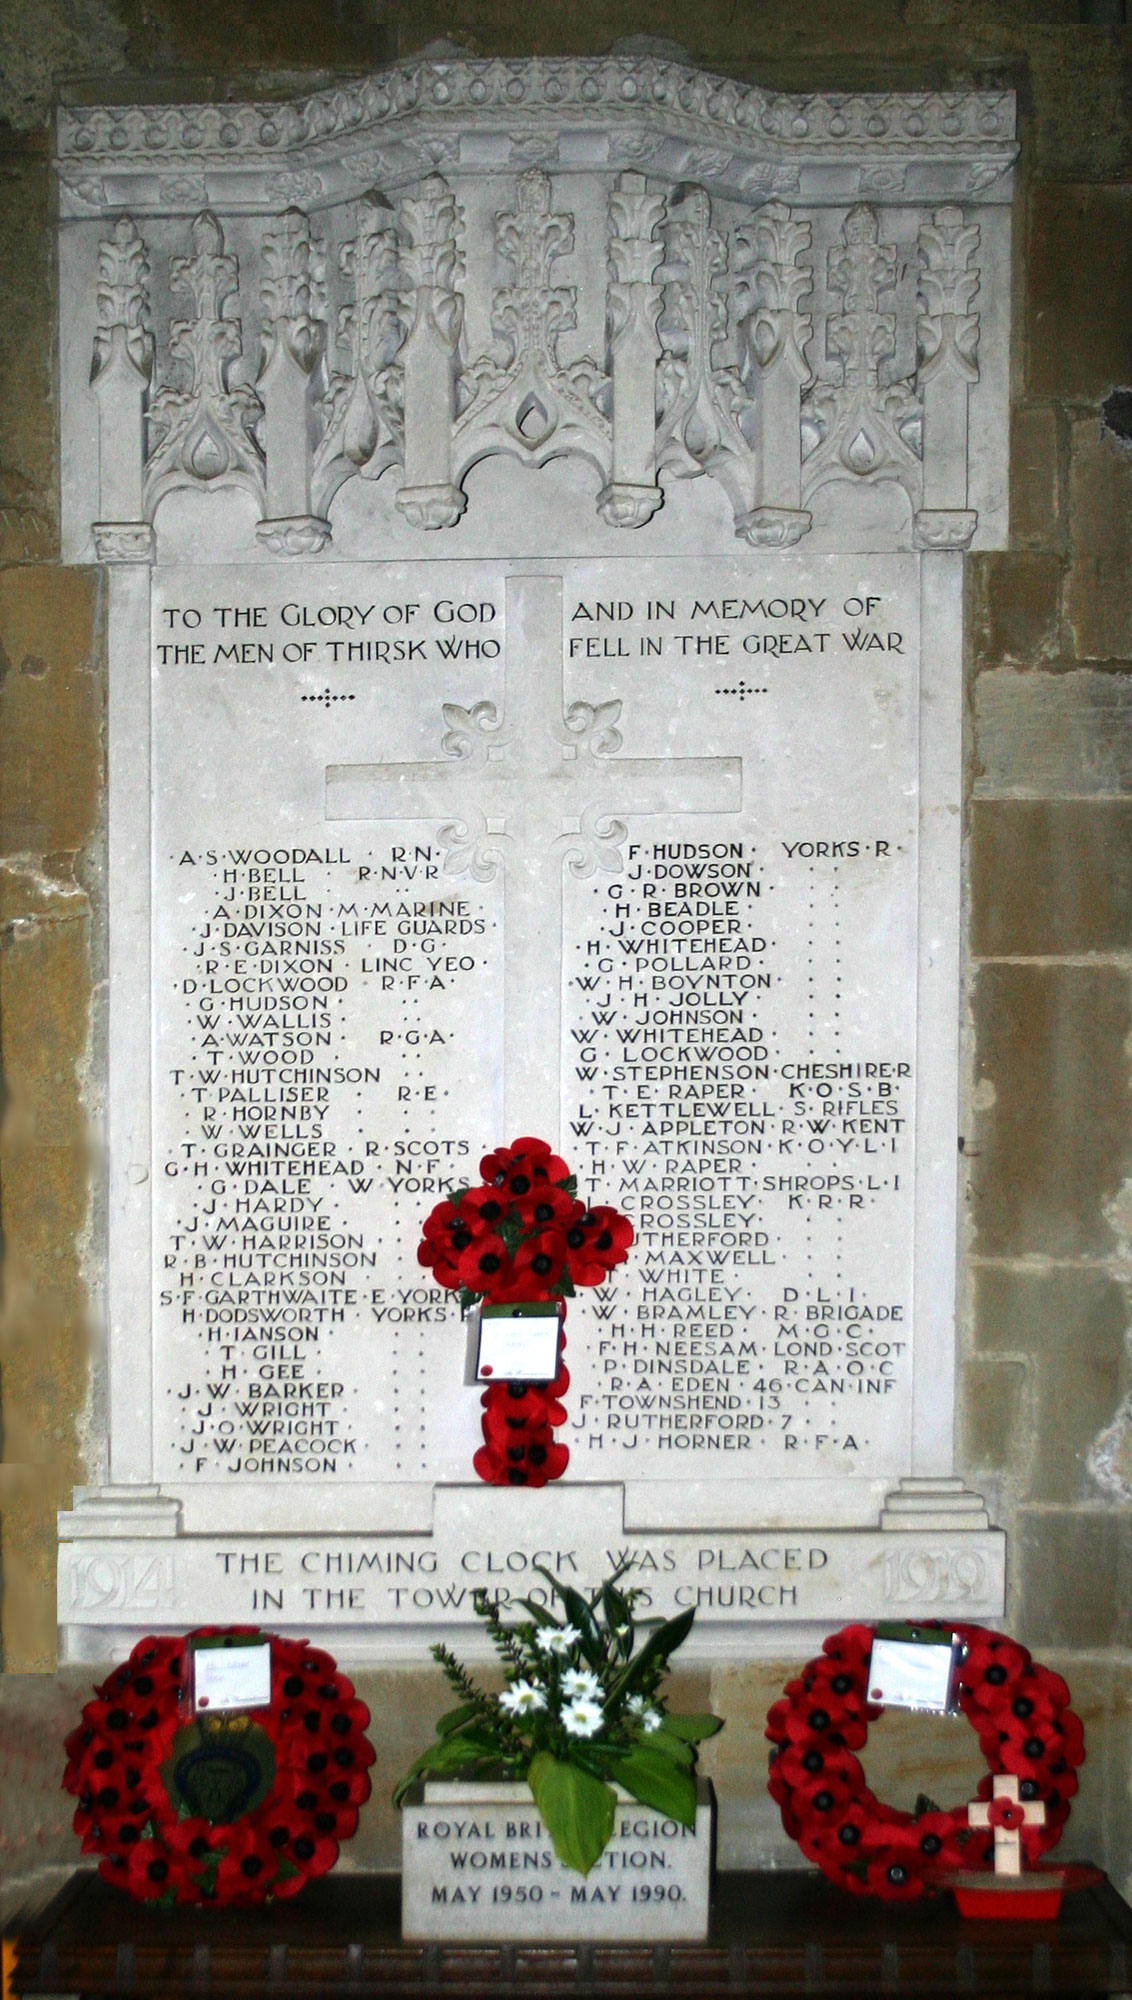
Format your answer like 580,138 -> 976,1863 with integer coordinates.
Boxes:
732,200 -> 813,550
90,217 -> 156,564
256,207 -> 332,556
598,173 -> 665,529
395,175 -> 467,529
913,204 -> 980,552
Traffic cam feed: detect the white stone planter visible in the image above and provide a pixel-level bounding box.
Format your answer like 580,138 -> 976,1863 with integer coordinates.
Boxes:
401,1779 -> 714,1941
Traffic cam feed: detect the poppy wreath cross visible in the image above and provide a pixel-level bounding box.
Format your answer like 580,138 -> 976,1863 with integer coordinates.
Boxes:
766,1621 -> 1084,1900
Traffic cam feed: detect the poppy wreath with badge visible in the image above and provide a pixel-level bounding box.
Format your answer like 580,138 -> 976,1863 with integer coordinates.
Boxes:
62,1628 -> 375,1905
766,1621 -> 1085,1901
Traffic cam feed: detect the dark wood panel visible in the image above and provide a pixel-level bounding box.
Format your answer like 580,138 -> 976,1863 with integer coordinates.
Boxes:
10,1870 -> 1132,1998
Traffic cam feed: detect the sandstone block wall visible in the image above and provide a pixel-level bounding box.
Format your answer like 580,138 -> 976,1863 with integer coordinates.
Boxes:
2,0 -> 1131,1915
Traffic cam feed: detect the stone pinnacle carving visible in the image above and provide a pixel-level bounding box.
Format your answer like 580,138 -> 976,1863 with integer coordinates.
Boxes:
914,203 -> 980,550
314,190 -> 406,515
396,174 -> 466,529
656,184 -> 766,543
732,199 -> 813,547
455,169 -> 609,505
598,172 -> 666,529
800,204 -> 921,511
90,216 -> 155,559
257,207 -> 331,553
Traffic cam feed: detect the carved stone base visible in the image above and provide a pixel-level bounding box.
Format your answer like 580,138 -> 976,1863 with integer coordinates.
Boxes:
737,506 -> 812,549
256,514 -> 332,556
597,481 -> 664,529
880,1476 -> 991,1532
93,521 -> 155,564
395,482 -> 467,530
913,507 -> 978,550
59,1484 -> 183,1539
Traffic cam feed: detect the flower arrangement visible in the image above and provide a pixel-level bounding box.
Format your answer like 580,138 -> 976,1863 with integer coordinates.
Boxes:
394,1563 -> 721,1875
766,1621 -> 1085,1901
63,1629 -> 374,1905
417,1135 -> 633,1486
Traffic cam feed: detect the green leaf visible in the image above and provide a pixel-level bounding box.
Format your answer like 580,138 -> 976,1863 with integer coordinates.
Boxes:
392,1728 -> 498,1805
658,1712 -> 723,1743
641,1726 -> 695,1767
532,1565 -> 604,1667
612,1606 -> 696,1702
915,1792 -> 942,1818
436,1703 -> 481,1737
527,1751 -> 617,1876
608,1745 -> 698,1827
517,1597 -> 557,1629
601,1583 -> 634,1653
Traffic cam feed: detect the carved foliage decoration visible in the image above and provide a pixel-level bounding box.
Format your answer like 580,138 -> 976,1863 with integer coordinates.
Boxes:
456,169 -> 609,478
917,203 -> 980,386
734,200 -> 812,384
801,204 -> 921,506
260,207 -> 325,377
605,179 -> 666,361
92,216 -> 154,383
145,210 -> 264,510
81,177 -> 987,549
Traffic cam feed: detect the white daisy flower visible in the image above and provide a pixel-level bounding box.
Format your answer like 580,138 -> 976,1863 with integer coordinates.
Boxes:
624,1693 -> 647,1715
535,1624 -> 580,1656
499,1679 -> 546,1716
639,1707 -> 663,1733
561,1667 -> 602,1701
562,1696 -> 604,1739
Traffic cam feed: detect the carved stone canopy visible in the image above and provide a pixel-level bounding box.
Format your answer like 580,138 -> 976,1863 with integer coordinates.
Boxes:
56,53 -> 1016,562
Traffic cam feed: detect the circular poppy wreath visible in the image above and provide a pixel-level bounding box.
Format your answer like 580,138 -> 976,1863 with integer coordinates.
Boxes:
766,1622 -> 1085,1901
62,1628 -> 375,1905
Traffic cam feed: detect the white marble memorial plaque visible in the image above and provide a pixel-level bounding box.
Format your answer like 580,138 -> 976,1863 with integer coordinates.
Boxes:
54,53 -> 1015,1657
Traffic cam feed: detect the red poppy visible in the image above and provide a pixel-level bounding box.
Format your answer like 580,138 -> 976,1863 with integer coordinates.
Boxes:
457,1185 -> 512,1229
821,1624 -> 875,1670
124,1840 -> 183,1902
213,1822 -> 280,1902
416,1237 -> 462,1287
773,1743 -> 865,1793
956,1631 -> 1031,1709
563,1211 -> 626,1286
513,1229 -> 568,1293
455,1234 -> 515,1294
514,1184 -> 581,1229
480,1138 -> 571,1193
861,1850 -> 925,1900
798,1799 -> 873,1866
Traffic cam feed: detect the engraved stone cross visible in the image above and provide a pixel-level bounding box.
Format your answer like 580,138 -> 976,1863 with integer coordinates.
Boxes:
326,573 -> 741,1140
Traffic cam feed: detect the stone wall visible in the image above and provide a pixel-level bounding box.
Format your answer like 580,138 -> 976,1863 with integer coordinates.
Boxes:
2,0 -> 1131,1915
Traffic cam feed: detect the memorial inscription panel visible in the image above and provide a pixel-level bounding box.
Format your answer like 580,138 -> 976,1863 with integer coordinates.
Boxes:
152,552 -> 917,1504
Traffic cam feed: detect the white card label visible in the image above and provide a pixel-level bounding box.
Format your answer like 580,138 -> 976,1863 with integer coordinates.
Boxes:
192,1640 -> 273,1713
466,1304 -> 563,1384
868,1636 -> 959,1713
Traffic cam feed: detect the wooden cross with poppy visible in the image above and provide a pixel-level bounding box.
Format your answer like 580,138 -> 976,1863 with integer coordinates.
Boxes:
968,1774 -> 1046,1876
